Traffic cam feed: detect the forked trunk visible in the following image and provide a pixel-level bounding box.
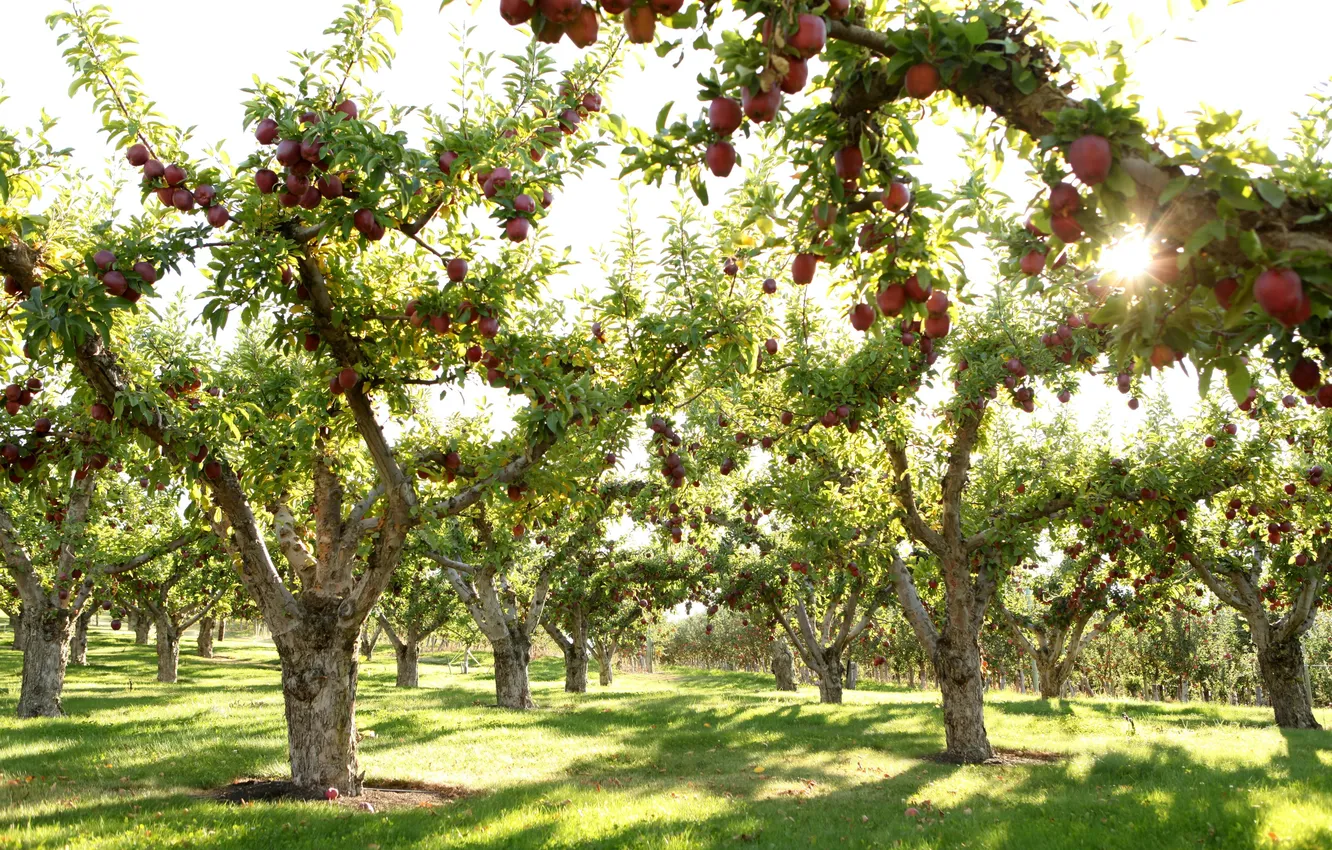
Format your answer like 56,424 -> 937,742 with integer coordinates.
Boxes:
771,639 -> 797,692
1037,660 -> 1064,699
394,641 -> 420,688
816,650 -> 844,704
17,605 -> 73,718
70,608 -> 92,666
492,632 -> 535,709
132,613 -> 151,645
155,620 -> 181,684
562,641 -> 589,693
197,616 -> 215,658
360,622 -> 381,660
934,628 -> 993,763
1258,636 -> 1321,730
274,619 -> 362,796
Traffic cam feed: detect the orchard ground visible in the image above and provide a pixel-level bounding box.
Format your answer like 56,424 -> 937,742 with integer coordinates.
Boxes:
2,625 -> 1330,850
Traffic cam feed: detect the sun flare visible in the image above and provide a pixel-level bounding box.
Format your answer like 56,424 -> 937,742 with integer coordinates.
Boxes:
1100,234 -> 1154,281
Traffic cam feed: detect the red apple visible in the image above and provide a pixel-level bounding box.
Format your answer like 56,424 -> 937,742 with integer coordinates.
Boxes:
780,57 -> 808,94
126,144 -> 149,166
787,13 -> 826,58
624,5 -> 656,42
448,258 -> 468,282
506,218 -> 530,242
1049,182 -> 1080,215
1253,268 -> 1303,322
904,64 -> 939,99
1050,214 -> 1082,244
741,85 -> 781,123
709,98 -> 743,135
849,302 -> 875,332
1213,277 -> 1238,309
834,145 -> 863,181
255,169 -> 279,194
903,274 -> 928,302
1020,250 -> 1046,276
255,118 -> 279,145
876,284 -> 906,316
882,181 -> 910,212
1291,358 -> 1321,392
338,368 -> 359,389
705,141 -> 736,177
1068,134 -> 1112,185
791,253 -> 817,284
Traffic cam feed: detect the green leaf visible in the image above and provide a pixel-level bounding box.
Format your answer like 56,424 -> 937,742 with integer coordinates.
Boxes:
1225,366 -> 1250,405
1091,294 -> 1128,326
1237,229 -> 1263,262
1254,179 -> 1286,209
963,20 -> 988,45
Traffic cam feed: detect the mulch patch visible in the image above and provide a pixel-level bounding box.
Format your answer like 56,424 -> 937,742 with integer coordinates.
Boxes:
206,777 -> 469,812
924,748 -> 1066,766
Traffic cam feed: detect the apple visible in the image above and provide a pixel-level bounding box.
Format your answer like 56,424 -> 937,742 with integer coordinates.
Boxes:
466,345 -> 483,363
624,5 -> 656,42
791,253 -> 818,284
255,169 -> 279,194
338,368 -> 359,389
1213,277 -> 1238,309
709,98 -> 743,135
600,0 -> 631,11
438,151 -> 459,174
171,188 -> 194,211
924,314 -> 950,338
1020,250 -> 1046,276
1049,182 -> 1080,215
879,182 -> 910,214
705,141 -> 736,177
33,417 -> 51,435
1050,214 -> 1082,244
1253,268 -> 1304,324
93,250 -> 117,272
1068,134 -> 1112,185
876,284 -> 906,316
764,337 -> 778,355
650,0 -> 683,13
1291,358 -> 1321,392
904,64 -> 939,99
925,289 -> 948,315
126,144 -> 149,166
447,258 -> 468,282
903,274 -> 928,302
566,6 -> 599,47
163,164 -> 187,187
188,445 -> 209,463
780,58 -> 808,94
317,175 -> 343,199
850,302 -> 875,332
478,316 -> 500,338
204,461 -> 222,480
326,788 -> 340,801
834,145 -> 863,180
303,333 -> 320,352
334,99 -> 358,120
741,85 -> 781,123
276,139 -> 302,166
762,278 -> 777,295
103,271 -> 128,297
255,118 -> 280,144
723,258 -> 738,277
826,0 -> 849,19
788,13 -> 826,58
506,218 -> 530,242
206,206 -> 230,228
500,0 -> 534,24
143,159 -> 165,181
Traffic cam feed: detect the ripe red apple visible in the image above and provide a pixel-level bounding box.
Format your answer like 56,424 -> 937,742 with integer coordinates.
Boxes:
788,13 -> 826,58
741,85 -> 781,124
1050,214 -> 1082,244
882,181 -> 910,212
834,145 -> 863,181
34,417 -> 51,435
1213,277 -> 1238,309
876,284 -> 906,316
326,787 -> 340,801
705,141 -> 736,177
780,58 -> 808,94
601,0 -> 631,11
303,333 -> 320,352
850,302 -> 875,332
925,289 -> 948,315
188,445 -> 209,463
300,139 -> 324,163
1020,250 -> 1046,276
791,253 -> 817,284
353,208 -> 377,234
624,5 -> 656,42
506,218 -> 530,242
103,271 -> 128,297
903,274 -> 929,302
334,100 -> 358,120
255,169 -> 279,194
812,202 -> 837,230
201,461 -> 222,480
206,206 -> 230,228
466,345 -> 483,363
171,188 -> 194,211
826,0 -> 849,19
1049,182 -> 1080,215
275,139 -> 302,167
924,314 -> 950,338
163,164 -> 187,187
1253,268 -> 1304,325
539,0 -> 581,22
143,159 -> 165,180
762,278 -> 777,294
93,250 -> 117,272
478,316 -> 500,338
1068,134 -> 1112,185
447,258 -> 468,282
904,64 -> 940,99
126,143 -> 150,166
255,118 -> 280,145
338,368 -> 359,389
764,337 -> 778,355
514,194 -> 537,214
709,98 -> 743,136
438,151 -> 459,175
500,0 -> 535,24
565,5 -> 599,47
1291,358 -> 1321,392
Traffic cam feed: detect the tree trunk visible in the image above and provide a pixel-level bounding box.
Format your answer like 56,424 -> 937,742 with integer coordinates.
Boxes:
1258,636 -> 1321,730
562,641 -> 589,693
274,622 -> 363,796
1037,660 -> 1064,699
815,650 -> 844,704
9,609 -> 24,650
156,620 -> 181,684
771,639 -> 797,691
595,640 -> 615,687
845,661 -> 859,690
197,616 -> 216,658
360,621 -> 381,660
394,640 -> 420,688
70,608 -> 92,666
492,632 -> 535,709
132,612 -> 151,645
933,628 -> 994,763
17,605 -> 73,718
216,617 -> 225,641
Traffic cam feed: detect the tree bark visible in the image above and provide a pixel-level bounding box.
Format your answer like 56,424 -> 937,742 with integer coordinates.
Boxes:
492,632 -> 535,709
1037,660 -> 1063,699
394,640 -> 420,688
8,609 -> 21,650
845,661 -> 859,690
771,639 -> 797,691
132,612 -> 151,645
216,617 -> 225,641
1258,636 -> 1321,730
360,620 -> 382,660
17,605 -> 73,718
561,641 -> 589,693
594,639 -> 616,687
934,628 -> 994,763
71,607 -> 92,666
197,616 -> 216,658
274,622 -> 363,796
155,620 -> 181,684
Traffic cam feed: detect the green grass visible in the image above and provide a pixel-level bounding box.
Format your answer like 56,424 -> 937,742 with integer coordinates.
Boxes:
2,625 -> 1330,849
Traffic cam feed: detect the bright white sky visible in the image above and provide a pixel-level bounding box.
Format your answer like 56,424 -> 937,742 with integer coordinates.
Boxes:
2,0 -> 1329,446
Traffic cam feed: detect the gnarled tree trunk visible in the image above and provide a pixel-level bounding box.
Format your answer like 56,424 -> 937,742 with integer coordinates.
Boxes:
274,618 -> 363,796
17,605 -> 73,718
155,620 -> 181,684
594,638 -> 615,687
492,630 -> 535,709
1258,636 -> 1321,730
771,639 -> 797,691
815,649 -> 844,704
1037,660 -> 1063,699
197,616 -> 216,658
394,640 -> 420,688
561,640 -> 589,693
70,607 -> 93,665
934,626 -> 993,763
132,612 -> 151,645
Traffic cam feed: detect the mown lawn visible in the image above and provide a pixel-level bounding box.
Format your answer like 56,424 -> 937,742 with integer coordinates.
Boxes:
1,624 -> 1330,849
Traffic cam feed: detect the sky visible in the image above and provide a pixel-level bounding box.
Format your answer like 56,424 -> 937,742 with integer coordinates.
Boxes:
2,0 -> 1329,448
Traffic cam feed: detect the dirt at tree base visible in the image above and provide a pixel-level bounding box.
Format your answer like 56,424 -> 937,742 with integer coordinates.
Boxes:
206,778 -> 469,811
924,749 -> 1066,766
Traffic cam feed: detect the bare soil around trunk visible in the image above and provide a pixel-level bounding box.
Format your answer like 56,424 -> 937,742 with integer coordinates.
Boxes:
206,777 -> 469,810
